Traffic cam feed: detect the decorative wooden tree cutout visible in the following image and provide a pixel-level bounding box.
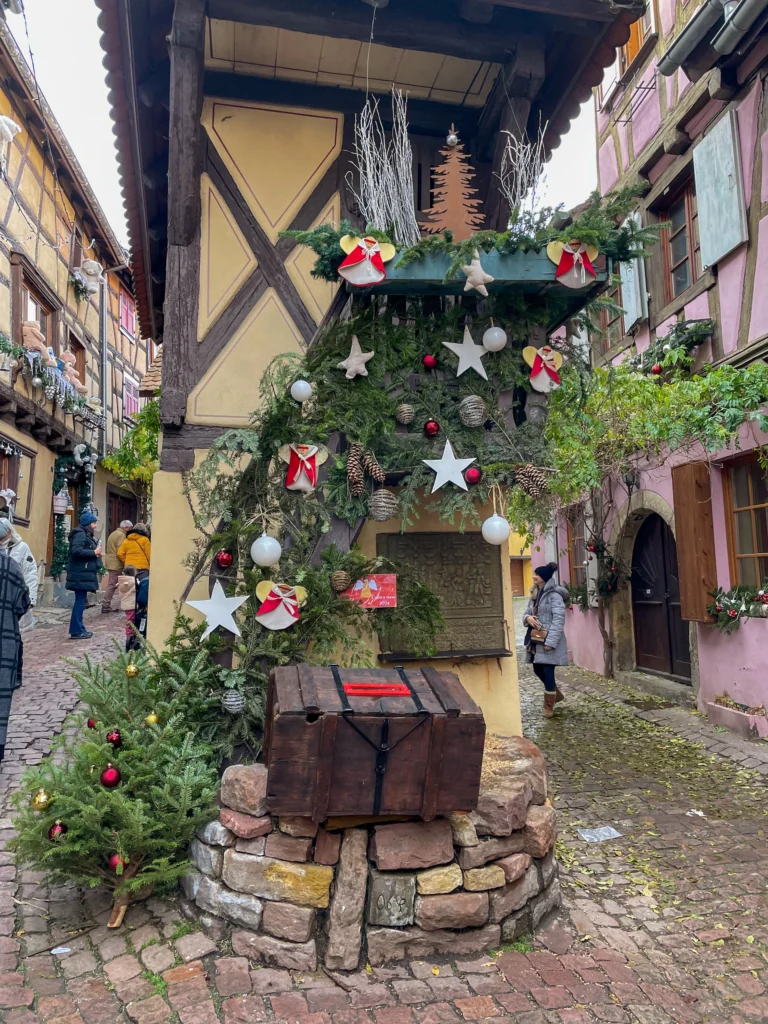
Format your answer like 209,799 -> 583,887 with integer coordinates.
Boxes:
422,126 -> 485,241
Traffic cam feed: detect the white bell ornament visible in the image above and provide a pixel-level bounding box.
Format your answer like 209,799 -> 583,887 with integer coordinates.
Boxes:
250,532 -> 282,567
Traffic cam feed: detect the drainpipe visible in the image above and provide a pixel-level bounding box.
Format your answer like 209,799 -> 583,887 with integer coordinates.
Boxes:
658,0 -> 726,75
98,263 -> 128,459
713,0 -> 768,52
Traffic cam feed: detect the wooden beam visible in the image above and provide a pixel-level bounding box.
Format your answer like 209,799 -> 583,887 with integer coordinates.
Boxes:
474,0 -> 620,20
207,0 -> 599,60
137,60 -> 171,107
476,41 -> 546,159
161,0 -> 206,430
459,1 -> 494,25
142,157 -> 169,191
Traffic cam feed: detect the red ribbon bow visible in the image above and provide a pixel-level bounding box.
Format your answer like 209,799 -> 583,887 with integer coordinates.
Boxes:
256,586 -> 300,622
285,445 -> 318,489
531,350 -> 561,386
555,242 -> 596,285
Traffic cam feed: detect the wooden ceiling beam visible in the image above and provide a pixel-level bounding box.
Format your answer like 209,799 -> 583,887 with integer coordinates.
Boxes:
473,0 -> 628,21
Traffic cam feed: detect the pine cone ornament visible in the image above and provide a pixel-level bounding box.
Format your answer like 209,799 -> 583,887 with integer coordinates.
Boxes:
515,464 -> 549,498
395,403 -> 415,425
363,450 -> 386,483
331,570 -> 352,593
347,443 -> 365,497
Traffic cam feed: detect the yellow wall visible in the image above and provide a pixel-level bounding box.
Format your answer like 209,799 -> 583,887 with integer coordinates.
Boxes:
509,530 -> 533,595
0,418 -> 53,559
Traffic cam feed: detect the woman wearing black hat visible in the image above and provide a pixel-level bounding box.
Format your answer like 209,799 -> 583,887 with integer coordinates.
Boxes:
523,562 -> 569,718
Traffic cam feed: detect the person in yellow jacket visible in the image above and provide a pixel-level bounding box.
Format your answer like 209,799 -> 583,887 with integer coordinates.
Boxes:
117,523 -> 151,580
102,519 -> 132,613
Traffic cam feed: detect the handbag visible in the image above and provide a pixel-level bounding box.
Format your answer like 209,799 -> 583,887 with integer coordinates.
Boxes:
530,626 -> 548,643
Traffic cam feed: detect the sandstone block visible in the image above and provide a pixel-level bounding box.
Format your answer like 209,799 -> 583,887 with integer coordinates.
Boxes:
458,834 -> 524,870
200,913 -> 230,941
231,930 -> 317,971
488,864 -> 541,923
530,877 -> 561,927
198,821 -> 236,847
189,838 -> 223,878
415,892 -> 489,931
222,850 -> 333,908
220,764 -> 268,817
490,736 -> 548,804
500,907 -> 531,942
368,869 -> 416,927
195,875 -> 263,931
220,808 -> 272,839
470,777 -> 532,836
495,853 -> 531,884
314,829 -> 341,866
523,805 -> 557,858
325,829 -> 368,970
463,866 -> 505,892
262,901 -> 315,943
416,864 -> 462,895
279,817 -> 318,838
450,813 -> 479,847
181,871 -> 202,901
539,850 -> 557,888
366,923 -> 500,966
370,820 -> 453,871
265,834 -> 313,863
235,837 -> 266,855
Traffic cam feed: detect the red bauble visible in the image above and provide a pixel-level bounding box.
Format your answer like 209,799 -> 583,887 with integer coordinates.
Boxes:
422,354 -> 438,371
728,609 -> 738,618
107,853 -> 125,873
106,729 -> 122,749
715,604 -> 723,612
424,420 -> 440,438
48,821 -> 67,841
651,364 -> 662,375
87,719 -> 96,730
464,466 -> 482,486
214,550 -> 234,570
100,764 -> 121,789
587,544 -> 596,553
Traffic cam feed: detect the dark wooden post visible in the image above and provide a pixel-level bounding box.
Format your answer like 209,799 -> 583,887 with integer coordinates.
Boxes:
161,0 -> 206,429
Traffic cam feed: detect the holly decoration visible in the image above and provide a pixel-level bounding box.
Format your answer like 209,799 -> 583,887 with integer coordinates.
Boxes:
422,354 -> 438,370
106,730 -> 122,749
708,582 -> 768,632
424,420 -> 440,438
108,853 -> 126,873
31,788 -> 51,811
100,764 -> 121,789
125,664 -> 139,679
464,466 -> 482,486
214,550 -> 234,570
48,821 -> 67,841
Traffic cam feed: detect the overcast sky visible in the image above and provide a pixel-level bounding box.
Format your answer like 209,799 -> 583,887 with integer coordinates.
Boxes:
10,0 -> 598,249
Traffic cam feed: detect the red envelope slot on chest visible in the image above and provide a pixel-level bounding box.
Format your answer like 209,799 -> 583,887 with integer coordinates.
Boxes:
342,682 -> 411,697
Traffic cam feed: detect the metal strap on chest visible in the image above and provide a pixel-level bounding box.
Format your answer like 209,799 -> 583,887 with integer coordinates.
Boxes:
330,664 -> 429,815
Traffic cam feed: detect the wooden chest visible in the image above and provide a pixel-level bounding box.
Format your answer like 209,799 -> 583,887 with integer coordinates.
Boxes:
264,665 -> 486,822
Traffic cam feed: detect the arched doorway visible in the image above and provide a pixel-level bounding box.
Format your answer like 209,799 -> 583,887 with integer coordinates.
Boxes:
631,513 -> 691,683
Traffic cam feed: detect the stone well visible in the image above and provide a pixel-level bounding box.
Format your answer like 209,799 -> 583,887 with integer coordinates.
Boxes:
181,736 -> 560,970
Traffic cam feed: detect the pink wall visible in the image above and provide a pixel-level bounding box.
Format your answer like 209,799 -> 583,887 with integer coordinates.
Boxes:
598,136 -> 620,192
748,215 -> 768,342
659,0 -> 676,37
762,129 -> 768,203
684,98 -> 725,138
631,61 -> 662,154
697,620 -> 768,708
737,83 -> 760,204
718,246 -> 748,354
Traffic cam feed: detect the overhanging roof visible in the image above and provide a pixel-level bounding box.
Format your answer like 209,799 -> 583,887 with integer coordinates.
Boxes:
96,0 -> 642,343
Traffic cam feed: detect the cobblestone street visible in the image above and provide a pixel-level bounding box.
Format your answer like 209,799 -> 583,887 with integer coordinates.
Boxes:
0,620 -> 767,1023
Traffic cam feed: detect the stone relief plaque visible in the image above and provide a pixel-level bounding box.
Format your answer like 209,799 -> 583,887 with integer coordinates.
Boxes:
376,532 -> 508,657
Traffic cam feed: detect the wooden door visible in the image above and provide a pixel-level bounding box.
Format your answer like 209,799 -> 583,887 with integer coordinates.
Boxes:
509,559 -> 525,597
108,491 -> 138,535
631,514 -> 691,682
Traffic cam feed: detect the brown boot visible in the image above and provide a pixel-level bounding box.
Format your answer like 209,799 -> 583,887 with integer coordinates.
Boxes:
544,692 -> 557,718
554,687 -> 565,705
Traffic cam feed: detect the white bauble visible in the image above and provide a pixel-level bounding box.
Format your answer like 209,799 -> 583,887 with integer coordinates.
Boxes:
481,514 -> 511,546
482,326 -> 508,352
250,532 -> 282,567
290,379 -> 313,403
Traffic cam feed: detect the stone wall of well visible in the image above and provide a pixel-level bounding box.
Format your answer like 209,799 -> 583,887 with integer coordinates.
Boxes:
181,738 -> 560,969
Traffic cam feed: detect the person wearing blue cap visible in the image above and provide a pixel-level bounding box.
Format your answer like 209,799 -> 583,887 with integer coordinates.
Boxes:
66,510 -> 103,639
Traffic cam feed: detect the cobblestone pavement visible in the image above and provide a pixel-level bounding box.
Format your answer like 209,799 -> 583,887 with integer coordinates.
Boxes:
1,621 -> 767,1023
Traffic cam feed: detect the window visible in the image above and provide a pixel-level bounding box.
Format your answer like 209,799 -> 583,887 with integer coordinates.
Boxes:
728,458 -> 768,586
662,180 -> 701,301
124,376 -> 140,420
21,283 -> 55,356
601,279 -> 624,353
620,6 -> 655,75
69,335 -> 86,390
120,288 -> 136,340
0,436 -> 35,526
568,517 -> 587,588
71,229 -> 83,270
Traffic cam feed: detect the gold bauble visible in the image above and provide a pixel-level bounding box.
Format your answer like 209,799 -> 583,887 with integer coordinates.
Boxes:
32,788 -> 51,811
125,664 -> 139,678
144,711 -> 159,727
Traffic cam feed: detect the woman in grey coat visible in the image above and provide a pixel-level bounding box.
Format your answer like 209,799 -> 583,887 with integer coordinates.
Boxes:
523,563 -> 569,718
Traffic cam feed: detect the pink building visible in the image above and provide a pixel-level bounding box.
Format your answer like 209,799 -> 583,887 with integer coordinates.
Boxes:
557,0 -> 768,736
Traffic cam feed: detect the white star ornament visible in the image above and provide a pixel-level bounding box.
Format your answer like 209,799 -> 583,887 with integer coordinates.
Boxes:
443,325 -> 489,380
186,580 -> 249,640
423,440 -> 477,493
337,335 -> 375,379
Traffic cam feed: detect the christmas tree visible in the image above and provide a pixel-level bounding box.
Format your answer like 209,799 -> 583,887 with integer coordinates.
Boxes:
422,126 -> 485,241
10,648 -> 218,927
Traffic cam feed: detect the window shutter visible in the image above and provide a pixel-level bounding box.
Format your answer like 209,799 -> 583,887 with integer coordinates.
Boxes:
693,109 -> 748,269
584,511 -> 600,608
671,462 -> 718,621
619,213 -> 648,331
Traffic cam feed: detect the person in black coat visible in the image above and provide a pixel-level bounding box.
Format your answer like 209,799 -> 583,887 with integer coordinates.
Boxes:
66,510 -> 103,639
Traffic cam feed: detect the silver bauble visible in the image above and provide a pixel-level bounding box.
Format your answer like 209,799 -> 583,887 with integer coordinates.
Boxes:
458,395 -> 487,428
368,489 -> 399,522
